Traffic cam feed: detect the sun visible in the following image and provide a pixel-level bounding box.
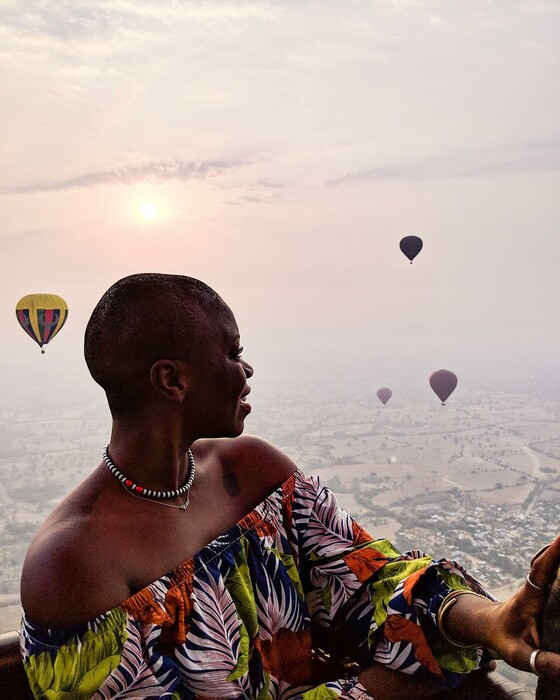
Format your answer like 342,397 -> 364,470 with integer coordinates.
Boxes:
139,201 -> 158,221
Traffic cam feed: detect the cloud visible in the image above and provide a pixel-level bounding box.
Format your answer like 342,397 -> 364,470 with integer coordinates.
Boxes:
0,1 -> 118,46
236,195 -> 271,204
4,157 -> 248,194
0,0 -> 279,51
328,140 -> 560,184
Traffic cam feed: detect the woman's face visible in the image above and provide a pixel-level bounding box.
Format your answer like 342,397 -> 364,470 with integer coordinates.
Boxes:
184,305 -> 254,439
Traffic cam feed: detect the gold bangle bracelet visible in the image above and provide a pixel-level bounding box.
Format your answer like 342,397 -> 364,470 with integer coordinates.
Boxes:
436,590 -> 491,649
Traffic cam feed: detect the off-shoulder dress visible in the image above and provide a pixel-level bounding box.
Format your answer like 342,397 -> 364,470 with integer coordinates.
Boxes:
20,470 -> 494,699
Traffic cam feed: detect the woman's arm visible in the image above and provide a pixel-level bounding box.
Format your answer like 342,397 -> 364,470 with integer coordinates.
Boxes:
443,535 -> 560,679
355,538 -> 560,699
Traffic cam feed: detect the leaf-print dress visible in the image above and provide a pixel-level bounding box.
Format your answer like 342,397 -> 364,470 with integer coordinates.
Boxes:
20,470 -> 494,699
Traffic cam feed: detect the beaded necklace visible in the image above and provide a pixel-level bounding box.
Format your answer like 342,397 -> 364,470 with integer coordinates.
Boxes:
102,446 -> 196,511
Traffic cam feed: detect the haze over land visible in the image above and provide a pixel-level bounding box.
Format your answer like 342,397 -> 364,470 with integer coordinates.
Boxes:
2,356 -> 559,617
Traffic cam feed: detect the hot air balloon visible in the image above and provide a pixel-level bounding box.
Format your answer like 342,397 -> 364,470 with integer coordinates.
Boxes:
399,236 -> 423,263
429,369 -> 457,405
16,294 -> 68,354
376,387 -> 392,406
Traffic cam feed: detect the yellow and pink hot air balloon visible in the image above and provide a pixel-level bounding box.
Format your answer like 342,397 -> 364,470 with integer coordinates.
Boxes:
16,294 -> 68,354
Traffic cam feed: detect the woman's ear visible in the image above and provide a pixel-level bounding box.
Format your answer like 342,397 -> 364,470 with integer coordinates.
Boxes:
150,359 -> 189,402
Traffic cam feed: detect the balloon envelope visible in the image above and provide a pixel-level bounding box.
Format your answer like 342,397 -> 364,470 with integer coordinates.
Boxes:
16,294 -> 68,353
399,235 -> 423,263
429,369 -> 458,405
376,387 -> 392,405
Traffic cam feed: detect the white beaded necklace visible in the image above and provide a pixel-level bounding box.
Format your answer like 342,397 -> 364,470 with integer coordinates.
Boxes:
103,446 -> 196,511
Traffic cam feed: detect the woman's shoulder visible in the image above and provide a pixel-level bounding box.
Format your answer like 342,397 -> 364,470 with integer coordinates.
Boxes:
20,511 -> 132,628
194,434 -> 299,497
20,439 -> 308,630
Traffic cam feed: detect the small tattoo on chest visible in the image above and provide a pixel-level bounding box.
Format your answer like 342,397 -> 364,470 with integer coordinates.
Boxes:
222,473 -> 240,497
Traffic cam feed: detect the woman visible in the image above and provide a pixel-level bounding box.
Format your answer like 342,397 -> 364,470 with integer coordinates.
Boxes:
20,273 -> 560,699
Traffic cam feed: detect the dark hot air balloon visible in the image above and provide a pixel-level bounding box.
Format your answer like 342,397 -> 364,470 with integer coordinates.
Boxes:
376,387 -> 392,406
429,369 -> 457,405
399,236 -> 423,263
16,294 -> 68,354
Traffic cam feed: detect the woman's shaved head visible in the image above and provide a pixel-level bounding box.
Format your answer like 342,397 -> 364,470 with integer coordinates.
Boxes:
84,273 -> 229,416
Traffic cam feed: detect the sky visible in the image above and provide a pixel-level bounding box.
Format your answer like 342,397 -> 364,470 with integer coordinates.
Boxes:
1,0 -> 560,404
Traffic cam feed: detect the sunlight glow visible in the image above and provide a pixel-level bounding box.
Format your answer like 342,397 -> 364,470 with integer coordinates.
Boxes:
139,201 -> 158,221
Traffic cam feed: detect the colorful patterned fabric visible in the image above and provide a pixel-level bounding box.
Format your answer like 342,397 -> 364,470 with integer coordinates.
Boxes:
21,470 -> 494,699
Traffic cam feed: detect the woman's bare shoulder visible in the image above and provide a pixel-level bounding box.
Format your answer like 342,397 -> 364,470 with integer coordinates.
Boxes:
20,511 -> 131,628
194,435 -> 298,493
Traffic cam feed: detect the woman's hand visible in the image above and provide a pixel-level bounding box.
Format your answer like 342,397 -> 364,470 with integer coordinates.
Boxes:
446,534 -> 560,680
